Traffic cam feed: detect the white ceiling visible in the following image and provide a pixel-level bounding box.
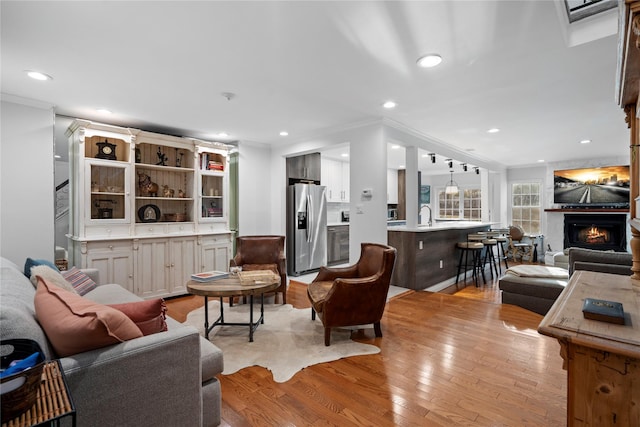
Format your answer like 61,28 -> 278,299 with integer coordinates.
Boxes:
1,1 -> 628,173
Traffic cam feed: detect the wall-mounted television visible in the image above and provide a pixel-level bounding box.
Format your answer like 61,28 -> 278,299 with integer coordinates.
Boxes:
553,165 -> 630,207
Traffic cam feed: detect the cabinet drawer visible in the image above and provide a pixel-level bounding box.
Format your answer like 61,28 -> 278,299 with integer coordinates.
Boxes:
167,222 -> 195,235
200,233 -> 233,244
85,225 -> 130,238
199,222 -> 230,233
135,223 -> 168,236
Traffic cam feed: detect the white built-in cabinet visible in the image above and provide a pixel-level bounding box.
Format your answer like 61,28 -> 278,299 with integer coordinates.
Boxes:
321,158 -> 350,202
387,169 -> 398,204
84,240 -> 134,293
67,119 -> 233,299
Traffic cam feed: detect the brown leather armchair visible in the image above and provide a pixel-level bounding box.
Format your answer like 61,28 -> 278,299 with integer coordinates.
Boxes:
231,235 -> 287,304
307,242 -> 397,346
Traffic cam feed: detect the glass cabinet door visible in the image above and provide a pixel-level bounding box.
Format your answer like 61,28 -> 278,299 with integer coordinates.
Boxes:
201,174 -> 224,218
87,160 -> 129,221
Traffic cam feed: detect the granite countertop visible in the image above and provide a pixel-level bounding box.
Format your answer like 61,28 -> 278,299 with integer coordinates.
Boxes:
387,221 -> 496,232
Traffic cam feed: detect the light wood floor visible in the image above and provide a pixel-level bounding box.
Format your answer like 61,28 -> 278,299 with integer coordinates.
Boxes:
166,269 -> 567,426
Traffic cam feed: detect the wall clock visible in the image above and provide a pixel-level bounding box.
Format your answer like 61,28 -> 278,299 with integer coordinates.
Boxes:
96,141 -> 117,160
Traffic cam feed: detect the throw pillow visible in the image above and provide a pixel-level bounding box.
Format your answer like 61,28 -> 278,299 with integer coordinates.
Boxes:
34,277 -> 143,357
108,299 -> 168,336
62,267 -> 97,296
30,265 -> 78,294
24,257 -> 59,277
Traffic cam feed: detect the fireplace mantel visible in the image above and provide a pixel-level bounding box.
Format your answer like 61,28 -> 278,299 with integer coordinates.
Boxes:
544,208 -> 630,213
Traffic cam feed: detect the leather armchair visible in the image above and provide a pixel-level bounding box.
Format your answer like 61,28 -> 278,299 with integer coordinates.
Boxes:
231,235 -> 287,304
307,242 -> 397,346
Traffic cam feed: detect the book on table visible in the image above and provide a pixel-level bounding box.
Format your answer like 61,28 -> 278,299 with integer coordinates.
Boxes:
582,298 -> 625,325
190,271 -> 229,282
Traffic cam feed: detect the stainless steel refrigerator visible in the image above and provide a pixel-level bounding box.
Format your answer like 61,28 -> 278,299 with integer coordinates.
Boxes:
287,183 -> 327,276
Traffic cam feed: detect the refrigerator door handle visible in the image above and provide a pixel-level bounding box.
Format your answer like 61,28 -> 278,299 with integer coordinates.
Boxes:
307,194 -> 313,243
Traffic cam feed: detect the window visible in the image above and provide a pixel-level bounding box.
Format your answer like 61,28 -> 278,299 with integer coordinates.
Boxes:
511,182 -> 541,234
437,187 -> 481,220
438,189 -> 460,219
463,188 -> 481,220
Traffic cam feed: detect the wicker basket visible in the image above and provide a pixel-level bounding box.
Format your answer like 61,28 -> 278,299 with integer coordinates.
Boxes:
163,213 -> 187,222
1,339 -> 46,423
55,259 -> 68,271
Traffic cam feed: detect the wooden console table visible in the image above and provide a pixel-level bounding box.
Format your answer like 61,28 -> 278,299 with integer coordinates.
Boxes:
538,270 -> 639,426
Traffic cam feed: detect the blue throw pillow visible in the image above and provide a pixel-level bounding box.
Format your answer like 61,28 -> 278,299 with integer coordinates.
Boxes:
24,257 -> 59,277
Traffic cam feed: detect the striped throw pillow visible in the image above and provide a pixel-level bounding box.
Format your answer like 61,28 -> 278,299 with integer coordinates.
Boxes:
62,267 -> 97,296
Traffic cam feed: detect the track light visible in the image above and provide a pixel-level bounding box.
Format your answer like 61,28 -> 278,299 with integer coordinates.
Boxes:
445,159 -> 453,168
474,167 -> 480,175
462,163 -> 468,172
429,153 -> 436,163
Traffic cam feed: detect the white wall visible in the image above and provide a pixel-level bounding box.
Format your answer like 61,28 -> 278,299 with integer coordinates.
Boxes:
268,121 -> 389,263
349,125 -> 387,260
507,157 -> 631,254
237,141 -> 273,236
543,156 -> 630,253
1,98 -> 55,266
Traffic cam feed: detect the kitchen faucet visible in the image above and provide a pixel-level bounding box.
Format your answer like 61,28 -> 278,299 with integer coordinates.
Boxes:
420,204 -> 432,226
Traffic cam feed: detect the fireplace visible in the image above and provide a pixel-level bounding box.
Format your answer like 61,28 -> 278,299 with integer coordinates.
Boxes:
564,214 -> 627,252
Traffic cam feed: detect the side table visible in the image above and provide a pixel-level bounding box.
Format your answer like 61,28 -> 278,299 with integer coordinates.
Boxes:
2,360 -> 76,427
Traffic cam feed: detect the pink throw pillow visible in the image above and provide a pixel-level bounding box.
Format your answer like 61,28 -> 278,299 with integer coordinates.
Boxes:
34,277 -> 143,357
108,299 -> 168,336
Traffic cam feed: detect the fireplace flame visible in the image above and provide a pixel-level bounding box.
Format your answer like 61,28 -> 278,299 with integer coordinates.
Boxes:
580,225 -> 610,244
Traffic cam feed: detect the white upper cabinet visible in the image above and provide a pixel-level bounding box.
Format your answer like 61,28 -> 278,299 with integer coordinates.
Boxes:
322,157 -> 349,202
387,169 -> 398,204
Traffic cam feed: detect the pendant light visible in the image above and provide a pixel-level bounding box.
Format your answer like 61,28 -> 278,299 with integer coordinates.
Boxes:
445,170 -> 459,194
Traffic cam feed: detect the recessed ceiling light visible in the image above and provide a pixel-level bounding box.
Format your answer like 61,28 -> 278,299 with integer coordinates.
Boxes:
96,108 -> 112,114
217,132 -> 229,138
537,159 -> 545,163
341,153 -> 349,158
391,145 -> 400,149
383,101 -> 397,109
26,70 -> 52,81
399,164 -> 406,169
279,131 -> 289,136
487,128 -> 500,133
416,54 -> 442,68
580,139 -> 591,144
54,154 -> 61,159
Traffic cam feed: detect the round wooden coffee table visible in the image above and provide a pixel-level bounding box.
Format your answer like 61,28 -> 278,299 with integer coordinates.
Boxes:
186,273 -> 280,342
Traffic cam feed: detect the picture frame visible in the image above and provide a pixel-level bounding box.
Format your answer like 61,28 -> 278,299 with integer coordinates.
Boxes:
420,185 -> 431,204
138,204 -> 160,223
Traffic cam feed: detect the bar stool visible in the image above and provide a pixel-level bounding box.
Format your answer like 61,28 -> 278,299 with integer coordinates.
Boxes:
477,233 -> 499,279
489,228 -> 510,273
456,236 -> 485,287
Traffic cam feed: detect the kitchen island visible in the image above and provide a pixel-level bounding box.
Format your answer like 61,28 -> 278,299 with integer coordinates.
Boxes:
388,222 -> 493,290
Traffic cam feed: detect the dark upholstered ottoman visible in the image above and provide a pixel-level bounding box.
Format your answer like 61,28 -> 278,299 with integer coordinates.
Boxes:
498,266 -> 569,315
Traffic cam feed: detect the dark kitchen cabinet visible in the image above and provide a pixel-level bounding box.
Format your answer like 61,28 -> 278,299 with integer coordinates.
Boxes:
327,225 -> 349,265
286,153 -> 321,183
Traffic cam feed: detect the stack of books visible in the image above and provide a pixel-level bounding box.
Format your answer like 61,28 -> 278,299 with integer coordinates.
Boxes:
190,271 -> 229,282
